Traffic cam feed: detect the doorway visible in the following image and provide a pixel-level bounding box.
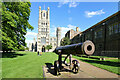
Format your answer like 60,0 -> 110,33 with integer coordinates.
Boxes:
42,45 -> 45,52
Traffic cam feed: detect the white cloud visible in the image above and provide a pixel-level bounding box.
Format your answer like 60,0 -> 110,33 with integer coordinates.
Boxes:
61,24 -> 78,38
26,32 -> 37,37
69,2 -> 79,8
25,40 -> 33,47
50,24 -> 79,39
58,1 -> 79,8
67,24 -> 76,28
57,1 -> 68,7
85,9 -> 105,18
25,31 -> 37,47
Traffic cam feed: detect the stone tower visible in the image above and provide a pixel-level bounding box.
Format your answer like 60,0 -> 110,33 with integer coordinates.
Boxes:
33,38 -> 36,52
37,6 -> 50,52
29,43 -> 32,51
56,27 -> 61,47
76,27 -> 79,32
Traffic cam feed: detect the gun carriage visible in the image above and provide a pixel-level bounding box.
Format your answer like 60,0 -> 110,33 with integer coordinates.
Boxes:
54,40 -> 95,75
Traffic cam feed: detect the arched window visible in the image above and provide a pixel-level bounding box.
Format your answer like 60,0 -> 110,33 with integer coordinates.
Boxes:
44,13 -> 45,17
41,37 -> 46,45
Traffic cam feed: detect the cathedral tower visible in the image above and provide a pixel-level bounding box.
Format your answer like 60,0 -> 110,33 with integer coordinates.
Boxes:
37,6 -> 50,52
56,27 -> 61,47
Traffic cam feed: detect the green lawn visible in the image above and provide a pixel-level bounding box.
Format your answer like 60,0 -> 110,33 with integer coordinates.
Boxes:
2,51 -> 58,78
2,51 -> 119,78
80,55 -> 118,59
73,55 -> 119,75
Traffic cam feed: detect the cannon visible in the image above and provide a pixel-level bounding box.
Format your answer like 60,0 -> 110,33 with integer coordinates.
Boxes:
55,40 -> 95,56
53,40 -> 95,75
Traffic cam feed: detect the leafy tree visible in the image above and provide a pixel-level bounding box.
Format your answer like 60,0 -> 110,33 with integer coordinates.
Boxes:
25,47 -> 29,51
61,37 -> 71,46
45,45 -> 52,51
19,45 -> 25,51
2,1 -> 34,52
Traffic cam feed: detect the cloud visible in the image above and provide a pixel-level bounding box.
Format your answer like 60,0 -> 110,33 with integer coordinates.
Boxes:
25,40 -> 33,47
67,24 -> 76,28
50,24 -> 79,39
57,1 -> 68,7
58,1 -> 79,8
25,31 -> 37,38
85,9 -> 105,18
25,31 -> 37,47
61,24 -> 78,38
69,2 -> 79,8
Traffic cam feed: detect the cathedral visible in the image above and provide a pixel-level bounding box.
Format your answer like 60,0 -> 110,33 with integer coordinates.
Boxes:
29,7 -> 61,52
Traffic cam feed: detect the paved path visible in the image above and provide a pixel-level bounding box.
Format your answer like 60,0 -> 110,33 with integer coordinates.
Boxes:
72,58 -> 118,78
43,58 -> 118,78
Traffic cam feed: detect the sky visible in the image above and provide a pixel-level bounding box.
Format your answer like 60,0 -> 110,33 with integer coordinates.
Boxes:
25,1 -> 119,47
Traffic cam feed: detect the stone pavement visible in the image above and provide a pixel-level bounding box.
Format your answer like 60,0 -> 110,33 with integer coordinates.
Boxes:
43,58 -> 118,78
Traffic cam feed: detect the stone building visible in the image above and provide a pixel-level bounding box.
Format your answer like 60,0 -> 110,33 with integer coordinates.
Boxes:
37,6 -> 50,52
56,27 -> 61,47
49,37 -> 57,51
65,27 -> 81,40
29,6 -> 61,52
29,43 -> 32,51
29,38 -> 37,52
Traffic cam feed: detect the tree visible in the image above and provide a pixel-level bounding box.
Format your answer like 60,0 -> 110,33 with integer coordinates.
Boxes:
2,1 -> 34,52
61,37 -> 71,46
25,47 -> 29,51
19,45 -> 25,51
45,45 -> 52,51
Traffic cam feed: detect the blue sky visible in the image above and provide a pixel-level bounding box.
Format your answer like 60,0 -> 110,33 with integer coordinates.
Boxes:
25,2 -> 119,47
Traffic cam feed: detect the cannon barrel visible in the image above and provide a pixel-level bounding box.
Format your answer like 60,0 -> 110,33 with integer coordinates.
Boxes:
55,40 -> 95,56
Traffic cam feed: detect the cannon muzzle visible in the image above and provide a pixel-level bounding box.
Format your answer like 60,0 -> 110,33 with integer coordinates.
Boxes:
55,40 -> 95,56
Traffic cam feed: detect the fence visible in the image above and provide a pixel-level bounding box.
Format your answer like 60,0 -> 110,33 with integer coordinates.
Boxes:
101,51 -> 120,58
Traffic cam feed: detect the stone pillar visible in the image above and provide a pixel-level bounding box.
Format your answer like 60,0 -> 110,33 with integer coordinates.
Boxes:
39,6 -> 41,21
56,27 -> 61,47
47,7 -> 50,21
47,7 -> 50,45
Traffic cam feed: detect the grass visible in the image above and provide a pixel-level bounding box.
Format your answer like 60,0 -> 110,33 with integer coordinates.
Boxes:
81,55 -> 118,58
90,56 -> 118,58
62,55 -> 70,63
2,51 -> 119,78
2,51 -> 58,78
73,55 -> 120,75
